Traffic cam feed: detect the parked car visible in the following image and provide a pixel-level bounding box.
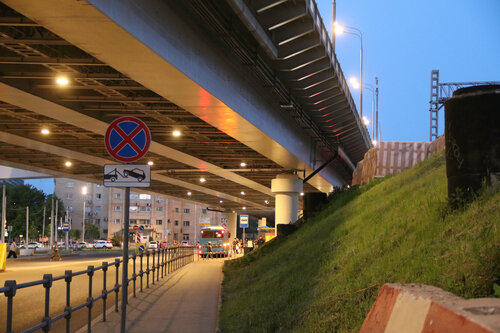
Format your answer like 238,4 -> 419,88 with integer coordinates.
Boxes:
160,241 -> 168,248
94,240 -> 113,249
76,241 -> 92,249
148,241 -> 158,249
180,241 -> 189,246
27,242 -> 43,249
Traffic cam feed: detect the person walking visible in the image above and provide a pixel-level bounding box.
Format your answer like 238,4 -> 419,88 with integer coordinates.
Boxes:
7,241 -> 17,258
206,241 -> 213,259
50,241 -> 62,261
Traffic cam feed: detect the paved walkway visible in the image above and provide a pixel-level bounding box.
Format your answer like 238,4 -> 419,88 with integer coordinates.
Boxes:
81,257 -> 225,333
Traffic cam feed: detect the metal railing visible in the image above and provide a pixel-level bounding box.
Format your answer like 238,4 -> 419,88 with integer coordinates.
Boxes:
1,246 -> 194,333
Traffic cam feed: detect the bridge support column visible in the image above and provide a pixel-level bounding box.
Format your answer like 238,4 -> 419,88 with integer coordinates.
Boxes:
271,174 -> 303,226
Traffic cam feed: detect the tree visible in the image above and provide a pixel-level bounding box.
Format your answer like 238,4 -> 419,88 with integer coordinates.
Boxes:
85,223 -> 100,240
111,233 -> 122,247
69,229 -> 81,240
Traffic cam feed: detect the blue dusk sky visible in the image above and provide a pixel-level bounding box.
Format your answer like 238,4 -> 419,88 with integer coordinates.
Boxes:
20,0 -> 500,193
316,0 -> 500,142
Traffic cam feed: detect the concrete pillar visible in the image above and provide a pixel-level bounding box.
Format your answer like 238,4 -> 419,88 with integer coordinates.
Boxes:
271,174 -> 303,226
223,212 -> 237,242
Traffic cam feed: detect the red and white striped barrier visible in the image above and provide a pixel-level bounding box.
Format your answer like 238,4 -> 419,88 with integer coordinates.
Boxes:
361,283 -> 500,333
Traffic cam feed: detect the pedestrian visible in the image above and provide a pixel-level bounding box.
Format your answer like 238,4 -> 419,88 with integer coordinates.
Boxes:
50,241 -> 62,261
256,235 -> 265,247
207,241 -> 213,259
7,241 -> 17,258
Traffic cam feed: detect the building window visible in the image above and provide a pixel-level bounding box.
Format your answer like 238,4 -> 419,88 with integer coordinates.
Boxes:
202,209 -> 207,214
130,219 -> 137,225
95,206 -> 101,213
66,193 -> 73,200
66,182 -> 74,188
183,221 -> 190,227
156,196 -> 164,202
114,205 -> 121,212
130,206 -> 138,212
140,219 -> 150,225
96,193 -> 102,200
184,208 -> 190,214
139,194 -> 151,200
156,206 -> 163,212
95,219 -> 100,225
183,234 -> 189,241
174,220 -> 179,226
156,219 -> 163,225
103,228 -> 108,234
140,206 -> 151,212
114,219 -> 121,225
130,193 -> 139,199
173,233 -> 178,240
114,193 -> 121,199
175,207 -> 179,213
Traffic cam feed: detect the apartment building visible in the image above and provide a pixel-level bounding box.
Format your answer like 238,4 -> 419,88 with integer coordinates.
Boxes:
55,178 -> 236,243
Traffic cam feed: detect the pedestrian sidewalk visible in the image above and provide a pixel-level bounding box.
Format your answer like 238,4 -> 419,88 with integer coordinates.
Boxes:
81,257 -> 225,333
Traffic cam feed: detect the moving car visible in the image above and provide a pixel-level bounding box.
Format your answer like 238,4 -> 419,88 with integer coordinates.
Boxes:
93,240 -> 113,249
76,241 -> 92,249
148,241 -> 158,249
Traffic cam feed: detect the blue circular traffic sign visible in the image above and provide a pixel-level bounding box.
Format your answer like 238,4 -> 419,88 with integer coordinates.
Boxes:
139,225 -> 145,231
104,117 -> 151,162
138,245 -> 145,253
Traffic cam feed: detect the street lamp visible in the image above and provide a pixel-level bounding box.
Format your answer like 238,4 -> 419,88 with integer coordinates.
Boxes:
350,78 -> 379,146
82,186 -> 87,242
334,22 -> 364,118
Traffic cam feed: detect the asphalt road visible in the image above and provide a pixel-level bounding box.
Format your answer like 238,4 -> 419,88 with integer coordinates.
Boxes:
0,251 -> 163,332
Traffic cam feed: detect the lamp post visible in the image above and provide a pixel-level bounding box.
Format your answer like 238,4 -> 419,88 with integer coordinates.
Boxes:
350,78 -> 379,146
82,186 -> 87,242
334,23 -> 363,118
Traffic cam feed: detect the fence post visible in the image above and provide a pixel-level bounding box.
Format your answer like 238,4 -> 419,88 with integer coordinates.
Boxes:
4,280 -> 16,333
64,270 -> 72,333
114,259 -> 120,312
151,250 -> 155,286
146,251 -> 150,289
42,274 -> 53,332
87,266 -> 94,333
101,262 -> 108,322
157,249 -> 160,281
132,254 -> 137,298
139,253 -> 143,292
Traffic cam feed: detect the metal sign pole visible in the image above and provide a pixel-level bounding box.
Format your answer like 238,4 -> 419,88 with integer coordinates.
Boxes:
121,186 -> 130,333
1,184 -> 5,243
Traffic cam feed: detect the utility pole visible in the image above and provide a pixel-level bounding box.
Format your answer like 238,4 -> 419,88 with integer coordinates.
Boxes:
50,195 -> 54,247
331,0 -> 336,50
1,184 -> 6,243
42,205 -> 46,246
375,77 -> 379,143
26,206 -> 29,245
55,199 -> 58,244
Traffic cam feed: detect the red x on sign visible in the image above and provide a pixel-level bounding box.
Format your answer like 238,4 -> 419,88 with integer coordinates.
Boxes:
104,117 -> 151,162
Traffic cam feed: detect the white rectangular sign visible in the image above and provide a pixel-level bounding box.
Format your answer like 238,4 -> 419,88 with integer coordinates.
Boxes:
240,215 -> 249,228
104,164 -> 150,187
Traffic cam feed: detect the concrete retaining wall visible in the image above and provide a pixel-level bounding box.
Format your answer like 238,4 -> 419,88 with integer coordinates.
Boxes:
360,283 -> 500,333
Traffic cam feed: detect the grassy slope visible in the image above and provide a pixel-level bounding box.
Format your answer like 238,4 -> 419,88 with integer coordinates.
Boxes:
219,153 -> 500,332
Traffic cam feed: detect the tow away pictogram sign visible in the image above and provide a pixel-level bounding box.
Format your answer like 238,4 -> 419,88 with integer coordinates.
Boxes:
104,117 -> 151,162
103,164 -> 150,187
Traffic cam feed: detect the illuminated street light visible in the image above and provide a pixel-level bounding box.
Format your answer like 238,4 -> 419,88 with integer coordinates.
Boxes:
56,76 -> 69,86
334,22 -> 363,117
362,116 -> 370,126
349,77 -> 360,89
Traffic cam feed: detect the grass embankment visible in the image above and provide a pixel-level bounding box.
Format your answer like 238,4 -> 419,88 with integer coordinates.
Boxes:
219,152 -> 500,332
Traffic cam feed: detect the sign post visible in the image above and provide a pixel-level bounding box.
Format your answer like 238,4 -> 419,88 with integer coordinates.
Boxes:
240,215 -> 249,246
104,117 -> 151,333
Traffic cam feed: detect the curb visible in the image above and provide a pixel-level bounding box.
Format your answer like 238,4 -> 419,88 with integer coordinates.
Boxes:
361,283 -> 500,333
6,253 -> 80,261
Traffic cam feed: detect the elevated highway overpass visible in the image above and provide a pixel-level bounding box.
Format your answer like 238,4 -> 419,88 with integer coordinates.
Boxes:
0,0 -> 371,220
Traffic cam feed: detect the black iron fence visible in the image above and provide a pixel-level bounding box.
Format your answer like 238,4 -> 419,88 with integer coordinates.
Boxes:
1,246 -> 194,333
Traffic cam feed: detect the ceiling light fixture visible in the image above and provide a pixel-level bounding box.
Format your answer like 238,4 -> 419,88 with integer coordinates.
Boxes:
147,161 -> 154,166
64,161 -> 72,167
56,76 -> 69,86
172,130 -> 181,137
200,177 -> 206,183
41,128 -> 50,135
240,191 -> 245,195
187,192 -> 192,196
240,162 -> 247,167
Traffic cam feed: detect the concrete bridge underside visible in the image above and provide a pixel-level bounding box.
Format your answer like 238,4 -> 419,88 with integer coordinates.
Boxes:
0,0 -> 370,216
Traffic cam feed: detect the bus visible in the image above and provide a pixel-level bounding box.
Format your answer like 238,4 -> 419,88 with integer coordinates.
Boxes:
199,226 -> 230,258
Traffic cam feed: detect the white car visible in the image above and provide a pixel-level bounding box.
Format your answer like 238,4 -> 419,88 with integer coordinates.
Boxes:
94,240 -> 113,249
27,242 -> 43,249
180,241 -> 189,246
76,241 -> 92,249
148,241 -> 158,249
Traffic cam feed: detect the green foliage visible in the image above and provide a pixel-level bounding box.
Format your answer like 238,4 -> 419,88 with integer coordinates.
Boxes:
84,223 -> 100,240
111,233 -> 123,246
69,228 -> 81,240
220,152 -> 500,332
